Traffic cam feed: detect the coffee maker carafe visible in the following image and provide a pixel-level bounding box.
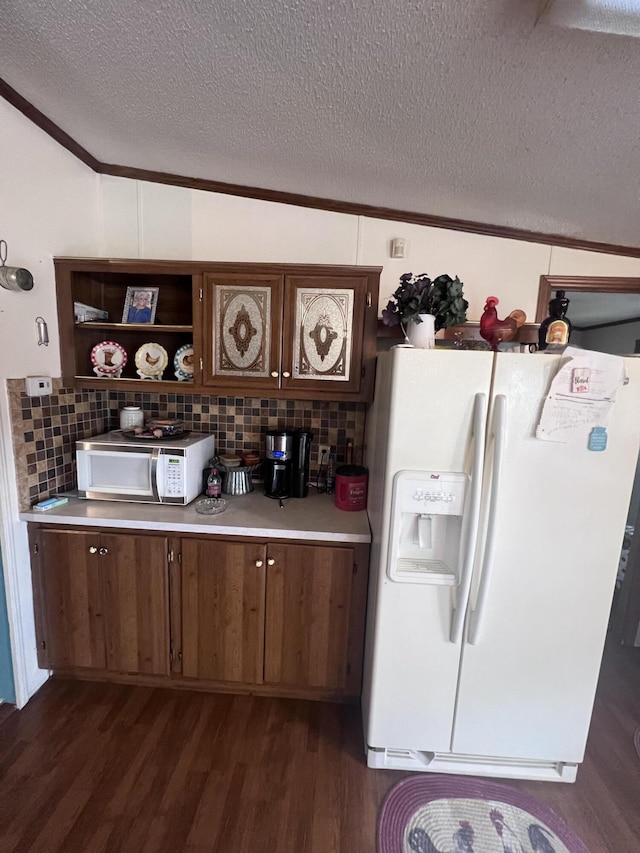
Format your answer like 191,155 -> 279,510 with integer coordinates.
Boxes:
264,430 -> 294,499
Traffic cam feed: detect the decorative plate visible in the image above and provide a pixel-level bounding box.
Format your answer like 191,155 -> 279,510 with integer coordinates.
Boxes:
174,343 -> 194,379
90,341 -> 127,374
135,342 -> 169,377
118,429 -> 190,441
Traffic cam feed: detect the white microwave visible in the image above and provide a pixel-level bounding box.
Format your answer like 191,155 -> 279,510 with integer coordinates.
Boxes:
76,431 -> 215,505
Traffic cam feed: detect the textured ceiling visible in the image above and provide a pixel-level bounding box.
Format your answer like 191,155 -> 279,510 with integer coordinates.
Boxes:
2,1 -> 640,247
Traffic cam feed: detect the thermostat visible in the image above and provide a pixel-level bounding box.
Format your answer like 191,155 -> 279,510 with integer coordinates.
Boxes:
25,376 -> 52,396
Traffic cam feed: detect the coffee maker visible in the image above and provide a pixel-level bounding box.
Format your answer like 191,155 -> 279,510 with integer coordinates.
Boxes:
264,430 -> 294,499
264,429 -> 313,499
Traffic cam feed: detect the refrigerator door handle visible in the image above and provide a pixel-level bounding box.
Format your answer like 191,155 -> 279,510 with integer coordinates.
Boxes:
450,392 -> 487,644
467,393 -> 507,646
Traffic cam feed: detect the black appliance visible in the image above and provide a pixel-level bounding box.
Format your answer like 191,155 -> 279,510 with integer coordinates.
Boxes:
291,430 -> 313,498
264,430 -> 294,499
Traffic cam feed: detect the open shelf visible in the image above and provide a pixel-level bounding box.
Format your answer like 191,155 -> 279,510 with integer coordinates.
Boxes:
75,322 -> 193,333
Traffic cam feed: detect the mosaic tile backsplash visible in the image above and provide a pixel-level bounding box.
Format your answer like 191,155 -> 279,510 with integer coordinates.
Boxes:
8,379 -> 366,511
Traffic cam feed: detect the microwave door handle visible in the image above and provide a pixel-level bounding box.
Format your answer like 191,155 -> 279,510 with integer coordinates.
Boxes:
150,447 -> 161,502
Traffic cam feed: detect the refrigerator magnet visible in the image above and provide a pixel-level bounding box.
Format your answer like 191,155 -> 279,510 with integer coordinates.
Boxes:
572,367 -> 591,394
588,426 -> 608,451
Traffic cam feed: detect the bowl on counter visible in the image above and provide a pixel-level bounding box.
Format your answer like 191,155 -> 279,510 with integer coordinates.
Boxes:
195,497 -> 228,515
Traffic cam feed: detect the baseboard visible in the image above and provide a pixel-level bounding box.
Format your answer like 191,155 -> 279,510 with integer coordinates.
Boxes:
366,745 -> 578,783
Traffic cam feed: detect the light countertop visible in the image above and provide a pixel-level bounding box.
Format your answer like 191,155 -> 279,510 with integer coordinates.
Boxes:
19,489 -> 371,544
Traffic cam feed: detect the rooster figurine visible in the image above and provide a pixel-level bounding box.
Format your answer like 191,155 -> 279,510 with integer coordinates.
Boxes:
479,296 -> 526,351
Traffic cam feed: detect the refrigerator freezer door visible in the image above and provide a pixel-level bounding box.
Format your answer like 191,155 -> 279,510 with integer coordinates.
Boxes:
452,354 -> 640,763
364,349 -> 494,753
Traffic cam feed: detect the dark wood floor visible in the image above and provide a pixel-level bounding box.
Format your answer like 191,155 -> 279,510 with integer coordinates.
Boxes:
0,641 -> 639,852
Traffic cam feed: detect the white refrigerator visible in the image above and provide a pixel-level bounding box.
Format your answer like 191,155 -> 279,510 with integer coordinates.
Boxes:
363,347 -> 640,782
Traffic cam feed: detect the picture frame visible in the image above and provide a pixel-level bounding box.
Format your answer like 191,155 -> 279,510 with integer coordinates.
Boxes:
121,286 -> 159,324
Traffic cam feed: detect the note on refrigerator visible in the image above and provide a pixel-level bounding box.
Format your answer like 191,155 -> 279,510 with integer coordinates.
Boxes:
536,347 -> 626,443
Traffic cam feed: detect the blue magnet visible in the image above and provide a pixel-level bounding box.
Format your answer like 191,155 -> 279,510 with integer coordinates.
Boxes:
588,426 -> 608,451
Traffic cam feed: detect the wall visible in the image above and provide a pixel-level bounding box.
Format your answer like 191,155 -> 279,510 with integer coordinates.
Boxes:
101,177 -> 640,320
0,548 -> 15,703
5,100 -> 640,704
0,98 -> 100,704
579,320 -> 640,355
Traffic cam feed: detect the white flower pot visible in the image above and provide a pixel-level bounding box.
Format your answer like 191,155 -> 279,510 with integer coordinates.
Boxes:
405,314 -> 436,349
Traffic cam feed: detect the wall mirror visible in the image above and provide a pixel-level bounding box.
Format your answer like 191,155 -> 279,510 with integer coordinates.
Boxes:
536,275 -> 640,354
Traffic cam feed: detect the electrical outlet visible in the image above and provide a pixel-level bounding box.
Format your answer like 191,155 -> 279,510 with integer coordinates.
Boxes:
317,444 -> 331,465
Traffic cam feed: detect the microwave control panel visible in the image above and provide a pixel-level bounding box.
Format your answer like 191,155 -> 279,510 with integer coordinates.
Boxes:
164,456 -> 185,496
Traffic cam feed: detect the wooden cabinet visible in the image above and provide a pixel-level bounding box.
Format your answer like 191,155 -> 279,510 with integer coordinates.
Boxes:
55,258 -> 198,391
55,258 -> 380,400
177,537 -> 369,698
32,529 -> 106,671
31,528 -> 171,676
202,268 -> 378,400
30,524 -> 369,700
264,542 -> 358,692
180,537 -> 265,684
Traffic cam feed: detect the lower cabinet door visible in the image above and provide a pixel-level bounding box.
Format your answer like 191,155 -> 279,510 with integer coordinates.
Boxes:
37,529 -> 107,671
180,538 -> 266,683
101,533 -> 170,676
264,543 -> 354,690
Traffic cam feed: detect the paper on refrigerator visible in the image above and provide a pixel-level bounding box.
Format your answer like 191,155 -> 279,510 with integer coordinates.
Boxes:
536,347 -> 626,443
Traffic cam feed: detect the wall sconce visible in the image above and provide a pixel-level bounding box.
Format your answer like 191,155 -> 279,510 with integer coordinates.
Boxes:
0,239 -> 34,291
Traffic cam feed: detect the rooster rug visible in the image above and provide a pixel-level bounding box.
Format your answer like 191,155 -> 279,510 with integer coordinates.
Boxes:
378,776 -> 589,853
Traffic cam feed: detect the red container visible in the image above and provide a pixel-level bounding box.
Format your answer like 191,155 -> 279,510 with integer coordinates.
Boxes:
334,465 -> 368,512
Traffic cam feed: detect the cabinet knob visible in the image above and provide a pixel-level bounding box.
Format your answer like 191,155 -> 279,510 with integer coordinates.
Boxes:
270,371 -> 279,378
99,547 -> 109,556
89,546 -> 98,554
267,558 -> 275,566
255,559 -> 264,568
282,371 -> 290,379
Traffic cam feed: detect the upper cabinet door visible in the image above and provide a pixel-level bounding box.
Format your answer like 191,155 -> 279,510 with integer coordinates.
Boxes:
281,275 -> 368,398
201,273 -> 283,392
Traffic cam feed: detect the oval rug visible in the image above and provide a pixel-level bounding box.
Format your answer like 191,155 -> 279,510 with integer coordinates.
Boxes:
378,775 -> 590,853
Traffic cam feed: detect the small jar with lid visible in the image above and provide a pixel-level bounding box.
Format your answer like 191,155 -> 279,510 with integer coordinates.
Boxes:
119,406 -> 144,430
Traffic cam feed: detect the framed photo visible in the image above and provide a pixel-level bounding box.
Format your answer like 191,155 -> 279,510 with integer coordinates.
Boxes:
122,287 -> 159,324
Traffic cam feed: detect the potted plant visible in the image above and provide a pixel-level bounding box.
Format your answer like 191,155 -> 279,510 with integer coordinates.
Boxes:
382,272 -> 469,347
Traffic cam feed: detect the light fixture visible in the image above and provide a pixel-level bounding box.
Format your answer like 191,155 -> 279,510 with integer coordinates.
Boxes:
0,239 -> 34,291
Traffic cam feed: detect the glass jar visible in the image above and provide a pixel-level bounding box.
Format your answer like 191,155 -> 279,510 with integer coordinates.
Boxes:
119,406 -> 144,430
